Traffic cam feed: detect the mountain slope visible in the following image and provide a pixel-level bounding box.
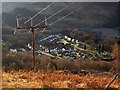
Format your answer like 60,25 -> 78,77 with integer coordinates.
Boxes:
2,2 -> 119,32
2,2 -> 119,48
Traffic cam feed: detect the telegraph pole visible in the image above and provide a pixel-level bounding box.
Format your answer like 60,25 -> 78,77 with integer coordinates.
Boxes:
16,16 -> 48,70
30,16 -> 36,70
32,28 -> 36,70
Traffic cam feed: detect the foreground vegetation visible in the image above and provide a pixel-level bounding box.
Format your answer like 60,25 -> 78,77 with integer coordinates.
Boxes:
2,70 -> 120,89
2,46 -> 120,89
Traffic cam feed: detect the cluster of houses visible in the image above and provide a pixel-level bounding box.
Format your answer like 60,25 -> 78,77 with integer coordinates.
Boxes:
7,34 -> 113,61
9,44 -> 31,53
10,48 -> 27,53
36,34 -> 113,61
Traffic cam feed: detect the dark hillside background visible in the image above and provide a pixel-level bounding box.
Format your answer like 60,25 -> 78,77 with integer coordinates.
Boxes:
2,2 -> 119,49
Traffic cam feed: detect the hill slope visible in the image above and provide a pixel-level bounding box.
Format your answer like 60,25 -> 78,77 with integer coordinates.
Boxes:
2,2 -> 119,50
2,2 -> 119,35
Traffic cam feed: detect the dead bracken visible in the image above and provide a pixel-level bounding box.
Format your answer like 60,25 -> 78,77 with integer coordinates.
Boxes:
2,70 -> 120,88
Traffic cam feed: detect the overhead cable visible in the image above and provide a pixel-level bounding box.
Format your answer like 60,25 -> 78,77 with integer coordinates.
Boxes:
34,2 -> 74,27
24,2 -> 55,24
49,3 -> 91,26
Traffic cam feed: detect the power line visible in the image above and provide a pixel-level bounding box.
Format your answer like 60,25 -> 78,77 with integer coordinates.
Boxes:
34,2 -> 75,27
49,3 -> 91,26
24,2 -> 55,24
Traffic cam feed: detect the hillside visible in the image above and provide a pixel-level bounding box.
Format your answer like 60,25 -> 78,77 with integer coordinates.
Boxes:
2,2 -> 119,49
1,2 -> 120,89
2,2 -> 119,34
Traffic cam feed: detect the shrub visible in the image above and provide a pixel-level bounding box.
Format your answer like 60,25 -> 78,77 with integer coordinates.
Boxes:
2,51 -> 119,72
